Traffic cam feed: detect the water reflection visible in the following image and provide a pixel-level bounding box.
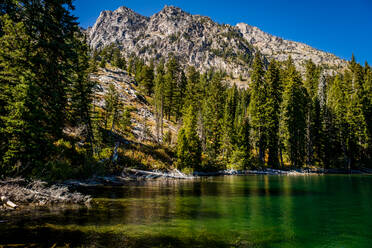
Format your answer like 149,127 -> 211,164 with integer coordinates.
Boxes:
1,175 -> 372,247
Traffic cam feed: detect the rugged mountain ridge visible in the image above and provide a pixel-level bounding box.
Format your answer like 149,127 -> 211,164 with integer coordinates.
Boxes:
87,5 -> 346,77
236,23 -> 346,71
88,5 -> 256,78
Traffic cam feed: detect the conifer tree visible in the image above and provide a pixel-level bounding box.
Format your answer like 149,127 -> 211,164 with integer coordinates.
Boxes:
175,70 -> 187,121
183,106 -> 202,167
344,58 -> 368,167
230,117 -> 251,169
138,65 -> 154,95
280,58 -> 309,167
89,53 -> 98,73
1,0 -> 89,175
184,66 -> 201,109
249,53 -> 268,165
202,72 -> 226,160
119,108 -> 132,134
134,59 -> 145,84
68,34 -> 95,154
112,48 -> 126,70
176,129 -> 189,169
234,89 -> 250,131
265,60 -> 282,168
154,62 -> 165,142
221,85 -> 238,160
26,0 -> 82,140
363,63 -> 372,163
304,60 -> 322,165
0,15 -> 35,172
177,106 -> 201,169
327,74 -> 351,168
164,55 -> 179,119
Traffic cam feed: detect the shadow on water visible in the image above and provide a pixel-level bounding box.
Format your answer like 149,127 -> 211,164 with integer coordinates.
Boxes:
0,226 -> 235,248
79,176 -> 324,200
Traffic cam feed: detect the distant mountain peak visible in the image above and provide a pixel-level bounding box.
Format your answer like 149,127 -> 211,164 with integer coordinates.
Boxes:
154,5 -> 189,20
114,6 -> 136,14
87,5 -> 346,77
161,5 -> 183,12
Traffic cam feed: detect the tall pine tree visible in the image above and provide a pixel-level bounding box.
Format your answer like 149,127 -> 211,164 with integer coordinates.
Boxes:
265,60 -> 282,168
177,106 -> 202,170
280,57 -> 309,167
249,53 -> 268,165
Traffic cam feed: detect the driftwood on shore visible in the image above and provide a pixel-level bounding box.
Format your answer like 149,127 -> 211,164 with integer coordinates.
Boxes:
122,168 -> 195,180
0,196 -> 17,209
63,169 -> 194,188
0,178 -> 91,210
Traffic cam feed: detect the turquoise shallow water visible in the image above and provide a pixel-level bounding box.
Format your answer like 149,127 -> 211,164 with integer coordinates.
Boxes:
1,175 -> 372,247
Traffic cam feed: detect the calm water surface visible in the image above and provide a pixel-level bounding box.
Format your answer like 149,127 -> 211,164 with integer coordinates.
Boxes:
1,175 -> 372,247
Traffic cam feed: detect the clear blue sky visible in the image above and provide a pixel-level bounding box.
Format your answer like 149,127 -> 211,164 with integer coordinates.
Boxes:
73,0 -> 372,64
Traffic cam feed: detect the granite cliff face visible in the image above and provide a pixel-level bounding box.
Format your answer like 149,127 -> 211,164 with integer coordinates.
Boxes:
87,5 -> 346,77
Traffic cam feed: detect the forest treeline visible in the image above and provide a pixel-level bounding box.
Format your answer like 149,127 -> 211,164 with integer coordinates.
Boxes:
114,50 -> 371,172
1,1 -> 371,180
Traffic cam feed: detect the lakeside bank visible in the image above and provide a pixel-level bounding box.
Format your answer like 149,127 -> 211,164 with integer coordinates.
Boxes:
1,167 -> 371,211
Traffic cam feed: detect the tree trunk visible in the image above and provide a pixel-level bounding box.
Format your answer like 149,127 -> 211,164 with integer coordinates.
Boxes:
279,147 -> 284,169
160,98 -> 164,141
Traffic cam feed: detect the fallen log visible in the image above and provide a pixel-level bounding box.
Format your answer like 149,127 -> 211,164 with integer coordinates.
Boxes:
1,196 -> 17,209
122,168 -> 195,179
174,169 -> 187,177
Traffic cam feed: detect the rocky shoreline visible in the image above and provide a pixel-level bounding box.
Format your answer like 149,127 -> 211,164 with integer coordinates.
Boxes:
195,167 -> 372,176
2,167 -> 371,211
64,167 -> 372,188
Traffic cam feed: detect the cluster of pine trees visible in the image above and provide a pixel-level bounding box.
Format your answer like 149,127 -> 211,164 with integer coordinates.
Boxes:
91,44 -> 127,72
124,51 -> 371,171
0,1 -> 95,177
1,1 -> 371,178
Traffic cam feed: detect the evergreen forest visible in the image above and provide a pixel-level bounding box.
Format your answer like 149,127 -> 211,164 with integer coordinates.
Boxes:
1,1 -> 371,180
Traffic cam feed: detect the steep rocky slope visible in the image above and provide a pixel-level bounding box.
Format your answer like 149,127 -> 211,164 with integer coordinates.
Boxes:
87,5 -> 346,77
87,6 -> 258,78
90,67 -> 176,143
87,67 -> 178,171
236,23 -> 346,72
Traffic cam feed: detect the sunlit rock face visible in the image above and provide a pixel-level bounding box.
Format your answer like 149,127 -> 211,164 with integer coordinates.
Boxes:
236,23 -> 346,74
87,5 -> 346,78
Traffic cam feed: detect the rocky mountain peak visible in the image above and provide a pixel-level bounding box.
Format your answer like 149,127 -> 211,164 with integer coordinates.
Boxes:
159,5 -> 185,15
114,6 -> 135,14
87,5 -> 346,77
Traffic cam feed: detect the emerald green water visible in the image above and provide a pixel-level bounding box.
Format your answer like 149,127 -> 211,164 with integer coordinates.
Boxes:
1,175 -> 372,247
